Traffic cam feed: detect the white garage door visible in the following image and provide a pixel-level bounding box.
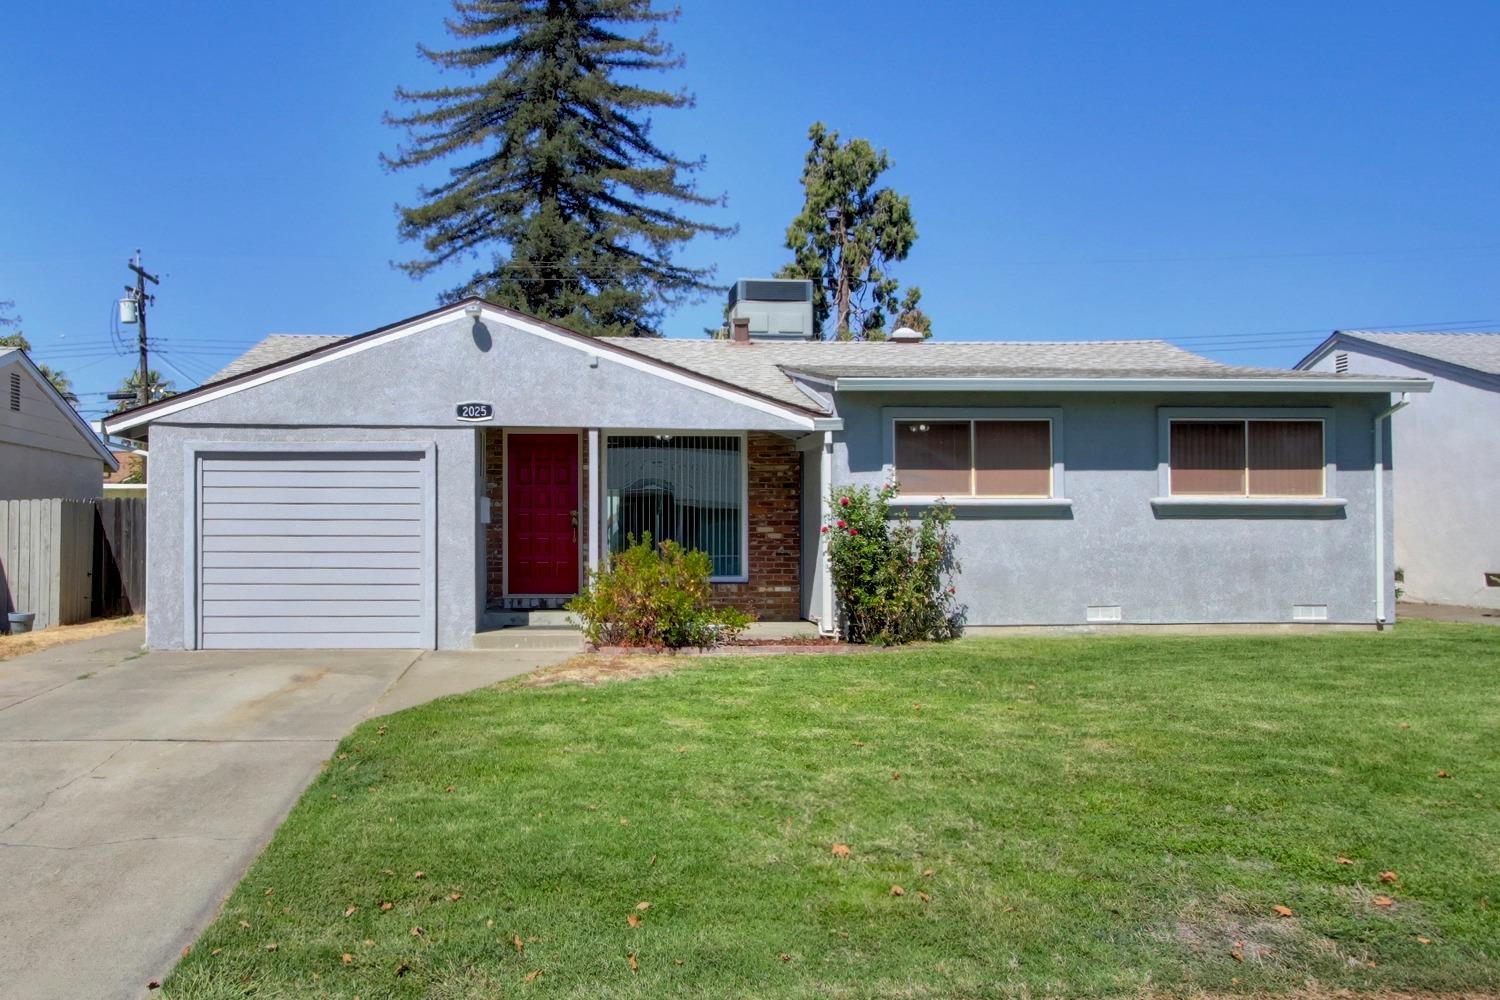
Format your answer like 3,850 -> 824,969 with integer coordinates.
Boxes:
196,450 -> 433,649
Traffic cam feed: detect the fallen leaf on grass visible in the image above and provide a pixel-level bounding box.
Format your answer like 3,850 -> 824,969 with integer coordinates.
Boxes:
1380,871 -> 1398,883
147,981 -> 160,990
394,960 -> 410,977
524,969 -> 542,982
265,943 -> 278,952
917,891 -> 932,903
1437,770 -> 1452,778
264,887 -> 274,896
380,902 -> 394,912
238,920 -> 251,930
627,913 -> 641,928
341,953 -> 354,965
831,844 -> 851,858
619,817 -> 630,826
635,901 -> 652,911
891,772 -> 901,780
1373,896 -> 1395,907
890,885 -> 906,897
448,892 -> 462,902
778,952 -> 791,962
627,953 -> 639,972
1274,905 -> 1294,917
410,926 -> 424,938
413,871 -> 426,880
921,868 -> 935,877
1336,856 -> 1354,865
445,785 -> 455,793
1230,949 -> 1244,963
1418,936 -> 1432,945
513,935 -> 525,953
344,905 -> 357,917
210,948 -> 221,956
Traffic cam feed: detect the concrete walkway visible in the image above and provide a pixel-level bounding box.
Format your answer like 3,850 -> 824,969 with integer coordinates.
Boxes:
0,628 -> 571,1000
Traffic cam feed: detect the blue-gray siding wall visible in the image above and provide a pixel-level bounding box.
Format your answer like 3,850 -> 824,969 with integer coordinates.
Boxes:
832,391 -> 1396,625
1306,348 -> 1499,609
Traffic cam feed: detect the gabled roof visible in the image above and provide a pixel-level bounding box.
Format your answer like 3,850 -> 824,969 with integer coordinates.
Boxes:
205,334 -> 347,384
0,348 -> 119,469
1297,330 -> 1500,378
102,301 -> 1432,436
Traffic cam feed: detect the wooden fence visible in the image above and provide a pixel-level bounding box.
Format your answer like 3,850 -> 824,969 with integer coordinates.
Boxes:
0,497 -> 147,632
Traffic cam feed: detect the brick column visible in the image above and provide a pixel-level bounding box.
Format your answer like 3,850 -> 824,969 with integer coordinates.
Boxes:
711,432 -> 802,621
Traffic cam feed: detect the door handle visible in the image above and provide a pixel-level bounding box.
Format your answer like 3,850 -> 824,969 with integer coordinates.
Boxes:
571,509 -> 579,542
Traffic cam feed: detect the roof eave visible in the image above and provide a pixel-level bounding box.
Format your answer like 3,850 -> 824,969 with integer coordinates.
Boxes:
831,375 -> 1435,394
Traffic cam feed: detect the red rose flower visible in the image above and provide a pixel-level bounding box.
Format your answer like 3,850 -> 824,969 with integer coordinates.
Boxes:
848,528 -> 858,536
820,525 -> 829,534
836,519 -> 846,529
839,496 -> 851,507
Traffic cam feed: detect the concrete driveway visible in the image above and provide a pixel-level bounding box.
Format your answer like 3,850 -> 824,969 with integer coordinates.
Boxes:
0,628 -> 572,1000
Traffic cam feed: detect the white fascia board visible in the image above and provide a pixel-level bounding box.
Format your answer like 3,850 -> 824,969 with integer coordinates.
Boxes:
832,375 -> 1434,394
104,303 -> 824,433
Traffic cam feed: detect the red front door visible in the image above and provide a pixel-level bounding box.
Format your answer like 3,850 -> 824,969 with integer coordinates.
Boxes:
507,434 -> 580,596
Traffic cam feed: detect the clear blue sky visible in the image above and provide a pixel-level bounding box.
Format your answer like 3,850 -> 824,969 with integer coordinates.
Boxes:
3,1 -> 1498,423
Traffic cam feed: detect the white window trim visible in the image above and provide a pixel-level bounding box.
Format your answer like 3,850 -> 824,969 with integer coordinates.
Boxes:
1154,406 -> 1346,514
601,429 -> 750,584
882,406 -> 1067,506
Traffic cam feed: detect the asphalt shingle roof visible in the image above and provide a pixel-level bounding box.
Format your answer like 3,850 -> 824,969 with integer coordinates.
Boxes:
1338,331 -> 1500,376
202,323 -> 1415,415
205,334 -> 347,384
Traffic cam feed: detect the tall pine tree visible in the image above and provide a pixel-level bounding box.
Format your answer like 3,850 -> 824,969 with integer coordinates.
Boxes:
385,0 -> 731,337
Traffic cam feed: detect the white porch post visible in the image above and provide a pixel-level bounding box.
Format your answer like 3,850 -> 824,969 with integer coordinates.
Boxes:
587,428 -> 601,575
819,430 -> 836,635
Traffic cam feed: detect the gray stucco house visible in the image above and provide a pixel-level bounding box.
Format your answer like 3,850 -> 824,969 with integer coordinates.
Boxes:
1298,331 -> 1500,610
102,293 -> 1430,650
1,347 -> 118,499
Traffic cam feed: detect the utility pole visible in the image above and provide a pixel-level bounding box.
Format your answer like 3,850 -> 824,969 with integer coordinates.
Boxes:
125,251 -> 160,408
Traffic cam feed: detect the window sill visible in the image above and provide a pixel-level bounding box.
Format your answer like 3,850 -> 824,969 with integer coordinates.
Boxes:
1150,496 -> 1347,518
892,496 -> 1073,517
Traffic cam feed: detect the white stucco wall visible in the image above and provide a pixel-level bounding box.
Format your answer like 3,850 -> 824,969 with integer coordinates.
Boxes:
1306,348 -> 1499,609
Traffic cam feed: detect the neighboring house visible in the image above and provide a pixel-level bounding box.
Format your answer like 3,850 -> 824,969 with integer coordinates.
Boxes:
1298,331 -> 1500,610
1,347 -> 118,499
102,289 -> 1430,651
104,447 -> 148,499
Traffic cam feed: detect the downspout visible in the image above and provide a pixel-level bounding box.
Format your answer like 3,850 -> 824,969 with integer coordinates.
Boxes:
1372,393 -> 1410,626
819,430 -> 836,636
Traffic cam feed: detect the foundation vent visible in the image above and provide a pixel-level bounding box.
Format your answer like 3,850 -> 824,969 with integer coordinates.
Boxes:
1485,572 -> 1499,588
1086,605 -> 1122,623
1292,604 -> 1329,622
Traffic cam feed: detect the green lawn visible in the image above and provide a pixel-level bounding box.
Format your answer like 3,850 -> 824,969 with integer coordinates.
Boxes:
167,623 -> 1500,999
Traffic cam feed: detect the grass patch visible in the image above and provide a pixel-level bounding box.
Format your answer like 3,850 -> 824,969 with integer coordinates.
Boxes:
167,623 -> 1500,998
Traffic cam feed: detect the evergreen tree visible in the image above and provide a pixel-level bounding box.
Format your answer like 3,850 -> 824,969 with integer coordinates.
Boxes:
109,369 -> 174,414
0,302 -> 77,403
778,123 -> 926,340
385,0 -> 731,337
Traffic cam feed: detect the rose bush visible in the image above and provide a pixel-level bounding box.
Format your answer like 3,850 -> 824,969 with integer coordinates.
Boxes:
824,483 -> 962,644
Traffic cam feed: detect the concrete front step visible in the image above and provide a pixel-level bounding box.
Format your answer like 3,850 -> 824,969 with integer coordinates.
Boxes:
472,627 -> 585,652
482,608 -> 576,629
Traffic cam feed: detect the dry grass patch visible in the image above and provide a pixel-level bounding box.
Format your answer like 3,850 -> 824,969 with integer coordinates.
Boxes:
0,615 -> 141,661
519,652 -> 696,687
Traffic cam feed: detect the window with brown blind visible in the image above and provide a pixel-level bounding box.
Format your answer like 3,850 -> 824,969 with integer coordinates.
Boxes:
895,419 -> 1053,497
1170,419 -> 1324,497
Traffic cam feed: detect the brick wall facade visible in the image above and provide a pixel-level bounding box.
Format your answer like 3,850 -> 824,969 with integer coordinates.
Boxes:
483,428 -> 802,620
709,432 -> 802,621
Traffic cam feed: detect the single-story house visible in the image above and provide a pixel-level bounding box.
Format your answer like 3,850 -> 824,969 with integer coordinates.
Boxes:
102,289 -> 1431,650
1298,330 -> 1500,609
1,347 -> 118,500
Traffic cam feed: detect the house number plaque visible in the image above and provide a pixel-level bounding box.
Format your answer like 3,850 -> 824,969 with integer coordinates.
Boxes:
455,401 -> 495,422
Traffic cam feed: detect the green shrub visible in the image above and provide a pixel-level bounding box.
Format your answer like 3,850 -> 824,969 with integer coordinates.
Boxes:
567,534 -> 753,649
825,483 -> 961,644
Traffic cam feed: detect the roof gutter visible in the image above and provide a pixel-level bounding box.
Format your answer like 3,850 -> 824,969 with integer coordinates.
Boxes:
831,376 -> 1435,394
